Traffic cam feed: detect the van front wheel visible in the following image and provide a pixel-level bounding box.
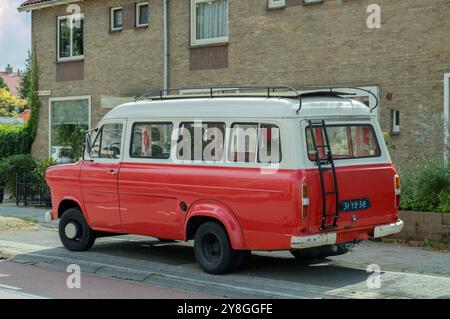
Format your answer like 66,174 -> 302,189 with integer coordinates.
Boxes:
194,222 -> 238,275
59,208 -> 96,252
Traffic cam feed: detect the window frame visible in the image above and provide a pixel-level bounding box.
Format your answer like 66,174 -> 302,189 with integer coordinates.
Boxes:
129,122 -> 174,160
305,124 -> 382,162
190,0 -> 229,47
136,2 -> 149,28
110,6 -> 123,31
48,96 -> 91,161
57,14 -> 85,62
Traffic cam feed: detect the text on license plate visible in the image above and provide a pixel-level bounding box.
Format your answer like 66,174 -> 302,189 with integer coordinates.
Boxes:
340,198 -> 371,212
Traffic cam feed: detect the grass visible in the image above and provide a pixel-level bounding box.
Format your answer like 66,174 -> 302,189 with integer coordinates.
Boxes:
0,216 -> 37,231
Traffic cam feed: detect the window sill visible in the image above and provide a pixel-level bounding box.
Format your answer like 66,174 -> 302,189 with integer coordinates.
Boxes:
189,41 -> 229,49
110,28 -> 123,33
135,24 -> 148,29
57,57 -> 84,63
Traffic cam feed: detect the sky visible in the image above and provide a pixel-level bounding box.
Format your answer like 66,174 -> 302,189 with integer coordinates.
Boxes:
0,0 -> 31,72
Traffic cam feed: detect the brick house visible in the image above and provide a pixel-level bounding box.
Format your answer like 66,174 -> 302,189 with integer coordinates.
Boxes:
18,0 -> 450,164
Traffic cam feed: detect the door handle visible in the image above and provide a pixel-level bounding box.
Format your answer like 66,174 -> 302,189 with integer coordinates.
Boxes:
108,170 -> 118,176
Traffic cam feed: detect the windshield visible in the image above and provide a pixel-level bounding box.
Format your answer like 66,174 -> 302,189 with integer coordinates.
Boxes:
306,124 -> 381,160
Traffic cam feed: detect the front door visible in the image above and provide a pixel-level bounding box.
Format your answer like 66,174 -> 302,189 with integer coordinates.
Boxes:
80,120 -> 126,231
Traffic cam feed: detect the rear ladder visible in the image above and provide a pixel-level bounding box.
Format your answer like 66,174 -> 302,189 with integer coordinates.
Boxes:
308,120 -> 340,231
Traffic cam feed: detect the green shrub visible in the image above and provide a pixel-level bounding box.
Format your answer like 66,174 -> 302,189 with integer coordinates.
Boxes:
400,157 -> 450,213
0,125 -> 32,160
0,155 -> 38,194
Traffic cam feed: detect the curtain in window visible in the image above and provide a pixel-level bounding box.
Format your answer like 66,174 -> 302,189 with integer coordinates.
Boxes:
196,0 -> 228,40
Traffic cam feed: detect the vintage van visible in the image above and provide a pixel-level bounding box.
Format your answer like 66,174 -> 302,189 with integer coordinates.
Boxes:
45,87 -> 404,274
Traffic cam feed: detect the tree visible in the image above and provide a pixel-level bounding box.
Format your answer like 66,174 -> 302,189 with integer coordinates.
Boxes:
0,76 -> 8,91
0,88 -> 27,116
19,50 -> 31,99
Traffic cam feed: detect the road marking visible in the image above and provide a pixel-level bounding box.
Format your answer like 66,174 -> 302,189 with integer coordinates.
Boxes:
0,283 -> 22,291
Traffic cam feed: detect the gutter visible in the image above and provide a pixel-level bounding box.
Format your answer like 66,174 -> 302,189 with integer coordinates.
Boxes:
163,0 -> 169,94
17,0 -> 82,12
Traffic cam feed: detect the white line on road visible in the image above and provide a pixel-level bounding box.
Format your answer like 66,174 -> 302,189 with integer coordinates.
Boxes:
0,283 -> 22,291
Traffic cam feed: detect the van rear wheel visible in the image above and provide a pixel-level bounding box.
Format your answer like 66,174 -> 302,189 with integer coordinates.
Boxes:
194,222 -> 238,275
59,208 -> 96,252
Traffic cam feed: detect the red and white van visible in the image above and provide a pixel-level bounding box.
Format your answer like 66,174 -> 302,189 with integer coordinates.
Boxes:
45,87 -> 404,274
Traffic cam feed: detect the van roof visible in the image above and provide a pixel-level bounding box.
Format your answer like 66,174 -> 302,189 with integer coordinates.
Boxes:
103,96 -> 374,120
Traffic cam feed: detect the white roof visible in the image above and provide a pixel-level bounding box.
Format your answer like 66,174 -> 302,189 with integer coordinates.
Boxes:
103,96 -> 374,120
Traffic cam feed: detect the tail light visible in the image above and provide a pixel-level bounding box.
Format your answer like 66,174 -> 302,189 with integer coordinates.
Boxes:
301,184 -> 309,219
394,174 -> 401,208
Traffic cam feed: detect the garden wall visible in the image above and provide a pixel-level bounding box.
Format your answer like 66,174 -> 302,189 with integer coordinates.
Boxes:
390,211 -> 450,242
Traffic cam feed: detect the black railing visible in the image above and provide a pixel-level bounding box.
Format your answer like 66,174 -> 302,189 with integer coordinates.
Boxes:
15,173 -> 51,207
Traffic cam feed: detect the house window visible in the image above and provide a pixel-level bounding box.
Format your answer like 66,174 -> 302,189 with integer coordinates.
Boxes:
50,97 -> 90,163
111,7 -> 123,31
136,2 -> 149,27
57,15 -> 84,61
391,110 -> 400,134
267,0 -> 286,9
191,0 -> 228,46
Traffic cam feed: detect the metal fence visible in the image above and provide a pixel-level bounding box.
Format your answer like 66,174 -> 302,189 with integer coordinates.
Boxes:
15,173 -> 51,207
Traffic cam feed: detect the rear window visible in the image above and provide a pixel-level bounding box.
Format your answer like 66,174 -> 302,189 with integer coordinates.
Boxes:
306,124 -> 381,160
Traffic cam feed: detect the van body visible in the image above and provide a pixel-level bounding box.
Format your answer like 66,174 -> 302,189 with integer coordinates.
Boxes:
46,91 -> 404,274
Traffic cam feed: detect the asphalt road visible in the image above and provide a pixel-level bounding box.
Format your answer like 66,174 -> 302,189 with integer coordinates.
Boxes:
0,204 -> 449,299
0,260 -> 214,299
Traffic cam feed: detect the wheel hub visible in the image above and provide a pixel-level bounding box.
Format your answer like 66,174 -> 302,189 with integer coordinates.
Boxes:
65,222 -> 79,239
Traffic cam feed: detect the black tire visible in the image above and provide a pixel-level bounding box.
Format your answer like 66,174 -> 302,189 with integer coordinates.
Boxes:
290,244 -> 349,260
59,208 -> 96,252
233,250 -> 252,271
194,222 -> 238,275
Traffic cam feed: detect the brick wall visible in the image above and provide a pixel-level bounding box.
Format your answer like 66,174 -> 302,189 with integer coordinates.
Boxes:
390,211 -> 450,243
31,0 -> 450,163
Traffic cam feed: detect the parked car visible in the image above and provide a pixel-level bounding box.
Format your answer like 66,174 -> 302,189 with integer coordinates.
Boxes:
45,86 -> 403,274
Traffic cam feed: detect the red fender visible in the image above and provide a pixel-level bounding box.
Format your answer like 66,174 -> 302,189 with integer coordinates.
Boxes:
55,195 -> 91,225
185,200 -> 247,250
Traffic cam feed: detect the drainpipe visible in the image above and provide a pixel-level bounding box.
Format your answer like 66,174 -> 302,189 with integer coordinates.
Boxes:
163,0 -> 169,95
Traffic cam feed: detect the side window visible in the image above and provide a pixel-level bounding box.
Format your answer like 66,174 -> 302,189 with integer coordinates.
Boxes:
89,123 -> 123,160
130,122 -> 173,159
100,124 -> 123,159
228,123 -> 282,164
258,124 -> 281,164
177,122 -> 225,161
228,123 -> 258,163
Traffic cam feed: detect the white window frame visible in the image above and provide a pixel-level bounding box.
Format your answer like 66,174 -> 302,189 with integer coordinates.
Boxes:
110,6 -> 123,31
48,96 -> 91,159
57,14 -> 84,62
267,0 -> 286,9
190,0 -> 229,47
391,110 -> 400,133
136,2 -> 149,28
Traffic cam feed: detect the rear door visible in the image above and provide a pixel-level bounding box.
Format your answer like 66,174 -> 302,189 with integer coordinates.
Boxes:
303,120 -> 397,233
80,120 -> 126,231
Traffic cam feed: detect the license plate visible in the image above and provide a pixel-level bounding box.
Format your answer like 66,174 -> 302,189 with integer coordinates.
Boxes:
340,198 -> 371,212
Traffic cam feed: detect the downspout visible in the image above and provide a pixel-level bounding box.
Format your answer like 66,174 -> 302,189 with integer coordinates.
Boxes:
163,0 -> 169,95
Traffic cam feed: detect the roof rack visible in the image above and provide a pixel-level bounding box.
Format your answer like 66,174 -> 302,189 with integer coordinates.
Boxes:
136,85 -> 379,114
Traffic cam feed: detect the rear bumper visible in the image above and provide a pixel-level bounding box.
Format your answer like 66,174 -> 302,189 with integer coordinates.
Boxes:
373,219 -> 404,238
290,219 -> 404,249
